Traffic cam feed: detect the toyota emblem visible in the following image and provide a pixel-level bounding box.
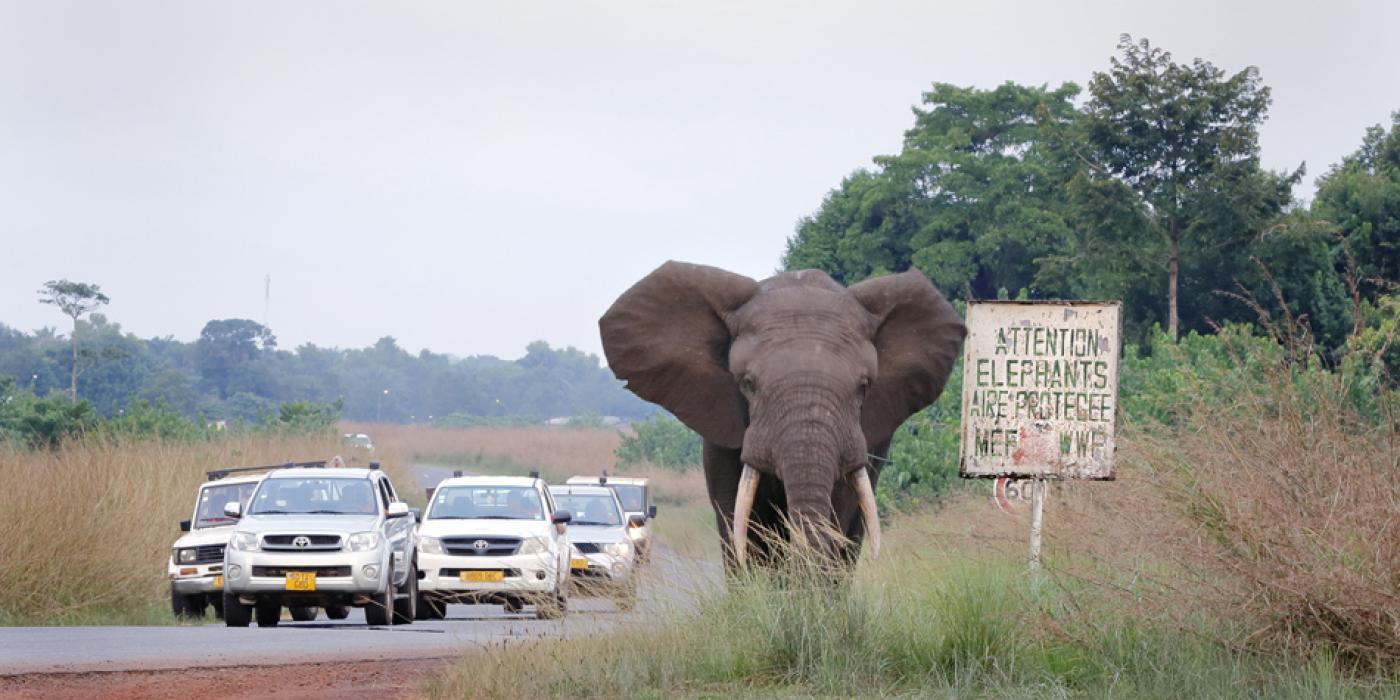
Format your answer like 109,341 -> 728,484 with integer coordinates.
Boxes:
472,539 -> 490,551
292,536 -> 312,549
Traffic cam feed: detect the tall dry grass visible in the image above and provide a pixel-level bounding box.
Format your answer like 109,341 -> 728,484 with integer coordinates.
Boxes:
0,434 -> 390,625
1062,371 -> 1400,666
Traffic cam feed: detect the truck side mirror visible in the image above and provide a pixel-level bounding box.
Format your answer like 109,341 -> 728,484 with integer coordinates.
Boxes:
647,505 -> 658,519
551,509 -> 573,525
179,519 -> 191,532
628,514 -> 646,528
410,507 -> 422,524
387,502 -> 410,519
223,502 -> 242,518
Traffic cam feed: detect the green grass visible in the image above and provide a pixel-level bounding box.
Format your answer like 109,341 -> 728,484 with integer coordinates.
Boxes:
425,539 -> 1399,699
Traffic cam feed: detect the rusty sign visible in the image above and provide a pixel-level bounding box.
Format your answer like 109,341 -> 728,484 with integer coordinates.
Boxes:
958,301 -> 1121,480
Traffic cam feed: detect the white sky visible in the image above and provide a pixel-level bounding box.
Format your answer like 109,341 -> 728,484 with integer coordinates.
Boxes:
2,0 -> 1396,359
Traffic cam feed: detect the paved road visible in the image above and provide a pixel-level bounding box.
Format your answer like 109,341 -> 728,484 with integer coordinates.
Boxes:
0,600 -> 623,675
0,545 -> 720,676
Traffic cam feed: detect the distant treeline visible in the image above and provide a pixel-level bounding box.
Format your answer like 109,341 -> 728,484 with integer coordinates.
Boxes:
0,316 -> 653,425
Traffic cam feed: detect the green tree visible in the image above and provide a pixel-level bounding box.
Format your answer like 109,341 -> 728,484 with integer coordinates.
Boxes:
37,279 -> 110,403
195,319 -> 276,399
1070,35 -> 1296,339
784,81 -> 1080,297
1313,111 -> 1400,288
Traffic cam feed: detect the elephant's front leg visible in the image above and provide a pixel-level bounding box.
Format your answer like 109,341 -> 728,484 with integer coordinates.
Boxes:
704,440 -> 790,570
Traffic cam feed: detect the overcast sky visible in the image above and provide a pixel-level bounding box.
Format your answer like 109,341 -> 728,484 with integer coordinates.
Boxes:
2,1 -> 1396,359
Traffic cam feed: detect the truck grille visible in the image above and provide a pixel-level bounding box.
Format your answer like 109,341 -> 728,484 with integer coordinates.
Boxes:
252,565 -> 352,577
442,536 -> 521,557
193,544 -> 225,564
262,534 -> 342,551
572,542 -> 602,554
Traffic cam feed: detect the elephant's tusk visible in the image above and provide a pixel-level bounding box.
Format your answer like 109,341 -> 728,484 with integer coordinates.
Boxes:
853,467 -> 881,559
732,464 -> 760,566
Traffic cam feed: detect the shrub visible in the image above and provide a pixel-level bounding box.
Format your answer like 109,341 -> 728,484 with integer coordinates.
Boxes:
615,415 -> 702,471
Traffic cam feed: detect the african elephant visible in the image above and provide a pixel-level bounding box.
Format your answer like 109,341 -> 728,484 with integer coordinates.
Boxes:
599,261 -> 966,566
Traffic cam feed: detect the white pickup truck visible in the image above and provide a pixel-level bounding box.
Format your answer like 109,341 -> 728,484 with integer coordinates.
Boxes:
168,470 -> 266,618
221,462 -> 419,627
416,474 -> 574,619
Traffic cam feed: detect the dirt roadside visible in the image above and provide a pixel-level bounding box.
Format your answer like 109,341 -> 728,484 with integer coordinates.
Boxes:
0,657 -> 450,700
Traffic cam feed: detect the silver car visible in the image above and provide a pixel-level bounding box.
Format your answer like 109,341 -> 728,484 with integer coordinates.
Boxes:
222,464 -> 418,627
548,484 -> 641,609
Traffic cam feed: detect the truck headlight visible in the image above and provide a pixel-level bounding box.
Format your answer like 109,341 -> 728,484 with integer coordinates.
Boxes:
231,532 -> 259,552
347,532 -> 382,552
518,536 -> 548,555
605,541 -> 631,558
417,535 -> 443,554
177,548 -> 197,564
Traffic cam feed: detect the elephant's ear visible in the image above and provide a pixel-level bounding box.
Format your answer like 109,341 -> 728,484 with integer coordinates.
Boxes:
599,261 -> 760,449
850,269 -> 967,447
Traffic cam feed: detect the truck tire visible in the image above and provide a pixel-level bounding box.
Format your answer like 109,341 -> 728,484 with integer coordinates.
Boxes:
534,590 -> 565,620
416,593 -> 445,620
391,567 -> 416,625
255,598 -> 281,627
365,578 -> 394,626
170,586 -> 206,619
223,591 -> 251,627
289,606 -> 320,622
325,604 -> 350,620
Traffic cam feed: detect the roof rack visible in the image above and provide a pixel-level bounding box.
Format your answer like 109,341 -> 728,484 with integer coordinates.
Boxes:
206,460 -> 327,482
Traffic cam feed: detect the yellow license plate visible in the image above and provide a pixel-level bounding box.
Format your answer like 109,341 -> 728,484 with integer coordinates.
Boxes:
570,557 -> 589,570
460,570 -> 504,583
212,575 -> 224,589
285,571 -> 316,591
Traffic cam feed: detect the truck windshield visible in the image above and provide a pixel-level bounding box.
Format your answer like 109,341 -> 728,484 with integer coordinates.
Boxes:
248,478 -> 379,516
552,493 -> 621,526
610,485 -> 645,513
195,482 -> 259,528
430,486 -> 544,520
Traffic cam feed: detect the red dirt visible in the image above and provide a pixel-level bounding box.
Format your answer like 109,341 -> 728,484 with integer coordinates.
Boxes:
0,657 -> 449,700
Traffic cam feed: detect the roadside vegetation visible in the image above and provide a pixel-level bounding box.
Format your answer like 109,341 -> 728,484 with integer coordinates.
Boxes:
0,433 -> 405,626
424,304 -> 1399,696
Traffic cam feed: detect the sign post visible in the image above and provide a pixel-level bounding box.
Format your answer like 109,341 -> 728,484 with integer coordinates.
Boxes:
958,301 -> 1121,571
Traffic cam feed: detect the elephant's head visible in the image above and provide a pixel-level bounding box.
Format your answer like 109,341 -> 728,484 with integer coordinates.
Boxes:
599,261 -> 965,563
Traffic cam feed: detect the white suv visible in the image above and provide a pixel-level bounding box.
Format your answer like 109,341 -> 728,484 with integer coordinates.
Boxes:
168,470 -> 265,618
222,463 -> 419,627
565,475 -> 658,562
416,475 -> 573,619
549,484 -> 641,610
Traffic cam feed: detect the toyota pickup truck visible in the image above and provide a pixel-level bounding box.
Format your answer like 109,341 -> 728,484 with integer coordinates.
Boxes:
169,471 -> 265,618
222,462 -> 419,627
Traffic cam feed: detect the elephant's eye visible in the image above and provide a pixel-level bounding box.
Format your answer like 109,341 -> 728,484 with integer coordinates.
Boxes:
858,377 -> 870,398
739,375 -> 757,396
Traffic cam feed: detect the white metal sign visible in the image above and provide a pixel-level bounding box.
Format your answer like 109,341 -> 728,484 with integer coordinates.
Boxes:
959,301 -> 1121,480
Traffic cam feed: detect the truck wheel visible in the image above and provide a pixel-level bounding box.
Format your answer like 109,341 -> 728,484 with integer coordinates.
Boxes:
170,586 -> 207,619
170,585 -> 186,617
289,606 -> 320,622
616,581 -> 638,611
391,568 -> 416,625
255,598 -> 281,627
325,604 -> 350,620
534,588 -> 565,620
416,593 -> 445,620
365,579 -> 394,626
223,591 -> 251,627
